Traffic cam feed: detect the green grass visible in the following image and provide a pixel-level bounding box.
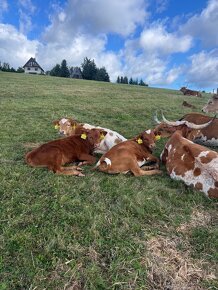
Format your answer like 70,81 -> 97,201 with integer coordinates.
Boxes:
0,72 -> 217,289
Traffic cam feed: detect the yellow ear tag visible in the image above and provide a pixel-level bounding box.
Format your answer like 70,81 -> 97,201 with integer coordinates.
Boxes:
54,124 -> 59,129
137,138 -> 143,144
155,135 -> 161,141
100,133 -> 105,140
81,133 -> 87,140
72,124 -> 76,129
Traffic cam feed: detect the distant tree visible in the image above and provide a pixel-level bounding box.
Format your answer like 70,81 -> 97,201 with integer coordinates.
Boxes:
117,76 -> 120,83
132,78 -> 138,85
60,59 -> 70,78
95,67 -> 110,82
81,57 -> 97,80
17,67 -> 24,73
1,62 -> 10,71
123,76 -> 128,84
120,76 -> 124,83
50,64 -> 61,77
129,77 -> 133,85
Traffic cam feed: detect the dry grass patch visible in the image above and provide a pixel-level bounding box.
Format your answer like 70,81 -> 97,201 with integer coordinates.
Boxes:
145,207 -> 217,290
145,235 -> 216,290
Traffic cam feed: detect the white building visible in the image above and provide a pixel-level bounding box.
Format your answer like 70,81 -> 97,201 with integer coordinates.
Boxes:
23,57 -> 44,74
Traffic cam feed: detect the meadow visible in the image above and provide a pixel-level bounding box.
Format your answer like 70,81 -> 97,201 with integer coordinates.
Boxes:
0,72 -> 217,290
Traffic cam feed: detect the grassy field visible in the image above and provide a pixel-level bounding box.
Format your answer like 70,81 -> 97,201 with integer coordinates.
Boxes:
0,72 -> 217,290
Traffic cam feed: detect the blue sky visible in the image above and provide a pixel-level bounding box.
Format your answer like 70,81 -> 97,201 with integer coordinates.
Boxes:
0,0 -> 218,92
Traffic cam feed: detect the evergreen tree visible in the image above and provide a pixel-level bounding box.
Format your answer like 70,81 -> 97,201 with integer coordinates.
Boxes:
139,79 -> 145,86
95,67 -> 110,82
120,76 -> 124,83
60,59 -> 70,77
17,67 -> 24,73
50,64 -> 61,77
129,77 -> 133,85
116,76 -> 120,83
123,76 -> 128,84
81,57 -> 97,80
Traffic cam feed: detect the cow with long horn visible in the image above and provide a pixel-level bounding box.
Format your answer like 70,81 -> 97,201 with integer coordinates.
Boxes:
155,113 -> 218,198
153,111 -> 218,146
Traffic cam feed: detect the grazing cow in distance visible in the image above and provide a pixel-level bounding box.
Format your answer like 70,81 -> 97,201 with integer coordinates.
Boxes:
158,115 -> 218,198
53,117 -> 127,154
94,130 -> 162,176
202,94 -> 218,113
154,112 -> 218,146
182,100 -> 196,109
25,128 -> 107,176
180,87 -> 202,97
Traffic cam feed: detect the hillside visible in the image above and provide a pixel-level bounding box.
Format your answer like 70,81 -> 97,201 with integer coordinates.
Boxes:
0,72 -> 217,289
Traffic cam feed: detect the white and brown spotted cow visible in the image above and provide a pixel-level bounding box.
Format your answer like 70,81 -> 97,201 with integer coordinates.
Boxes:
156,115 -> 218,198
53,118 -> 127,154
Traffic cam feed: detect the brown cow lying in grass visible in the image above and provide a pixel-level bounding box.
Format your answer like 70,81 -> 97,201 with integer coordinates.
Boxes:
154,114 -> 218,198
94,130 -> 162,176
25,128 -> 107,176
182,100 -> 196,109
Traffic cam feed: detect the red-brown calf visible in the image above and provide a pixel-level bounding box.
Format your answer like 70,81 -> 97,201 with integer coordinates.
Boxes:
25,129 -> 107,176
94,130 -> 162,176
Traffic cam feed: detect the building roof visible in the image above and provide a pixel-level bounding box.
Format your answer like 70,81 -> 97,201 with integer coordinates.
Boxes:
23,57 -> 44,72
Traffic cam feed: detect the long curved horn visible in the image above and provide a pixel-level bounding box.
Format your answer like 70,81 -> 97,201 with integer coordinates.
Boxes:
161,112 -> 186,126
184,115 -> 216,129
153,111 -> 161,124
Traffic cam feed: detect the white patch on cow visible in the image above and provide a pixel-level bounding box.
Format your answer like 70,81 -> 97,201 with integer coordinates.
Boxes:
167,144 -> 172,152
137,158 -> 146,167
170,156 -> 218,197
181,154 -> 185,161
104,157 -> 112,166
145,129 -> 151,134
198,151 -> 210,159
60,118 -> 68,124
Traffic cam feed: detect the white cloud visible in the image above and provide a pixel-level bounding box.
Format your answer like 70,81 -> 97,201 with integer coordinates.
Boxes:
18,0 -> 36,35
185,50 -> 218,88
140,24 -> 192,55
181,0 -> 218,47
0,24 -> 38,68
43,0 -> 148,43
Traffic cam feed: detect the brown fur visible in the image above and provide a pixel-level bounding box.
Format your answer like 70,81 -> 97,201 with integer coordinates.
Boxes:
161,126 -> 218,198
25,129 -> 107,176
95,130 -> 162,176
182,101 -> 196,109
180,87 -> 202,97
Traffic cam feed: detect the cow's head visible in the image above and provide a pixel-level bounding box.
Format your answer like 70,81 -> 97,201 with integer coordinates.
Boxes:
154,112 -> 214,141
134,129 -> 159,151
53,118 -> 78,136
202,94 -> 218,113
83,129 -> 107,148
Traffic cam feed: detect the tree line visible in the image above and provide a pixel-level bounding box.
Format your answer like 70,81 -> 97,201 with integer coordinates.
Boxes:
49,58 -> 110,82
0,62 -> 24,73
117,76 -> 148,86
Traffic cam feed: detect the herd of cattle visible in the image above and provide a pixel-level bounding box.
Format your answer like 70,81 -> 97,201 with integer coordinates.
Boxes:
25,93 -> 218,199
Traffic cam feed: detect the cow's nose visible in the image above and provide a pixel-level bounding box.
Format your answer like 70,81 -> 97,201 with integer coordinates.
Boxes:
59,131 -> 65,135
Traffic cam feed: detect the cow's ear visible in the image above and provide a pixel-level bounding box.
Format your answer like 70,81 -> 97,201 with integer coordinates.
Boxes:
53,120 -> 59,125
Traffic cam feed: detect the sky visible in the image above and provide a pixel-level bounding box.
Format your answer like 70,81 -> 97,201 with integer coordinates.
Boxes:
0,0 -> 218,91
